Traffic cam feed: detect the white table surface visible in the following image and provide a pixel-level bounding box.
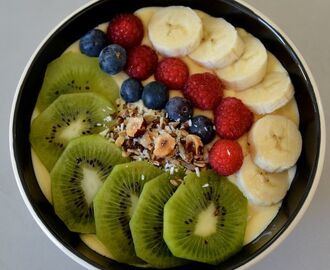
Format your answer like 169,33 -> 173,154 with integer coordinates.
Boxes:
1,0 -> 329,269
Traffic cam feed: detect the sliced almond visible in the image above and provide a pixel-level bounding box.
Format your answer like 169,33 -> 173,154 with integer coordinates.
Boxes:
185,134 -> 203,155
153,133 -> 176,158
115,135 -> 125,146
140,132 -> 153,150
126,117 -> 145,137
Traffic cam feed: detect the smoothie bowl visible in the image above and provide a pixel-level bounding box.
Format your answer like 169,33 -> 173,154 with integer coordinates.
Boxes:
9,0 -> 325,269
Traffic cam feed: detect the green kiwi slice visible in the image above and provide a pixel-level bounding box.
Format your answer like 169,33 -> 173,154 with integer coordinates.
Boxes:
51,135 -> 129,233
130,172 -> 189,268
36,52 -> 119,112
94,161 -> 163,265
163,170 -> 247,265
30,92 -> 115,171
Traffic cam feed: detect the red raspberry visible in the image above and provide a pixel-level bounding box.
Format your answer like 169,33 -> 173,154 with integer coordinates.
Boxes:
214,97 -> 253,140
155,58 -> 189,89
183,72 -> 223,110
125,45 -> 158,80
208,139 -> 243,176
107,13 -> 144,49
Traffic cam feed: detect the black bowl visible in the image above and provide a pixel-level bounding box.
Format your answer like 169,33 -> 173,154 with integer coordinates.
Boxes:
10,0 -> 325,269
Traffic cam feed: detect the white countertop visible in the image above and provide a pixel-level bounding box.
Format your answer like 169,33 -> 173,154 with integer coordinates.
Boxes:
1,0 -> 329,269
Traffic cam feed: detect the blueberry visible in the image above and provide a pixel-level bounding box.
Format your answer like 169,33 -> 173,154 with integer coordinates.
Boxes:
142,81 -> 168,110
120,78 -> 143,103
189,115 -> 215,144
79,29 -> 108,57
99,44 -> 127,75
165,97 -> 192,122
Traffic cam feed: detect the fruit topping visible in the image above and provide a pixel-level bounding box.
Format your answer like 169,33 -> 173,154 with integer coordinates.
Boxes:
189,11 -> 244,69
99,44 -> 127,75
94,161 -> 163,264
183,72 -> 223,110
79,29 -> 108,57
237,155 -> 292,206
51,135 -> 130,233
163,170 -> 247,264
155,57 -> 189,89
165,97 -> 192,123
188,115 -> 215,144
214,97 -> 253,140
142,81 -> 169,109
35,52 -> 119,112
120,78 -> 143,103
30,93 -> 116,171
130,172 -> 188,268
208,139 -> 243,176
153,133 -> 176,158
148,6 -> 203,57
107,13 -> 144,49
125,45 -> 158,80
248,115 -> 302,173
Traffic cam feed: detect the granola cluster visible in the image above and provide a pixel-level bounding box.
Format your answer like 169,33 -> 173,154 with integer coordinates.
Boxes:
102,99 -> 209,174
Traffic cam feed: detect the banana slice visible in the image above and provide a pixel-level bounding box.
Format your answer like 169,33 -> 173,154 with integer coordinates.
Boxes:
254,97 -> 300,127
134,7 -> 161,47
237,155 -> 296,206
235,53 -> 294,114
148,6 -> 203,57
266,53 -> 287,74
189,11 -> 244,69
249,115 -> 302,173
216,28 -> 268,91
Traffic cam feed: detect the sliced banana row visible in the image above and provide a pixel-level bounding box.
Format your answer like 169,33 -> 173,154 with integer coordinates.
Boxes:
135,6 -> 301,209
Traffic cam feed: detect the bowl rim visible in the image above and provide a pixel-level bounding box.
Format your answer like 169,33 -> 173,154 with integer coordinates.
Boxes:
9,0 -> 326,269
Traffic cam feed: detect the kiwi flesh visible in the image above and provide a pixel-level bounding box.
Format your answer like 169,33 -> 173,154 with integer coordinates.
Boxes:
94,161 -> 163,265
51,135 -> 130,233
36,52 -> 119,112
130,172 -> 188,269
30,92 -> 115,171
163,170 -> 247,265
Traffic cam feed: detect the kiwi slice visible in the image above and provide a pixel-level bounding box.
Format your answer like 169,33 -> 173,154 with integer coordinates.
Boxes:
130,172 -> 188,268
36,52 -> 119,112
163,170 -> 247,265
94,161 -> 163,265
51,135 -> 129,233
30,92 -> 115,171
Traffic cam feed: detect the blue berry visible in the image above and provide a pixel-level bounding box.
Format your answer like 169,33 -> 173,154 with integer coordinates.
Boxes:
79,29 -> 108,57
188,115 -> 215,144
165,97 -> 192,122
99,44 -> 127,75
142,81 -> 168,110
120,78 -> 143,103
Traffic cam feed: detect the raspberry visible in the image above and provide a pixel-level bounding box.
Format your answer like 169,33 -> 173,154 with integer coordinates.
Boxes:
155,58 -> 189,89
208,139 -> 243,176
183,72 -> 223,110
214,97 -> 253,140
107,13 -> 144,49
125,45 -> 158,80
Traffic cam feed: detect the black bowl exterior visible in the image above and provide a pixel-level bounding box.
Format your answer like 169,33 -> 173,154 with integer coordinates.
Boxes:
10,0 -> 322,269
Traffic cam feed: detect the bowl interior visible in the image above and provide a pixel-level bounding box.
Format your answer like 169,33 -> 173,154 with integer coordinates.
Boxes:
11,0 -> 321,269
